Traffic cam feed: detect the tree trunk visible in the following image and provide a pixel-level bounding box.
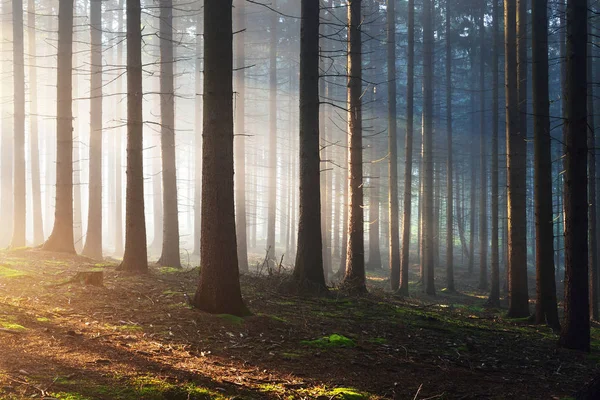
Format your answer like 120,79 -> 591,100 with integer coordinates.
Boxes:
192,0 -> 248,316
82,0 -> 103,259
157,0 -> 181,268
114,0 -> 125,256
505,0 -> 530,317
478,5 -> 487,290
445,0 -> 454,292
468,50 -> 476,276
193,7 -> 202,257
234,0 -> 248,272
342,0 -> 367,293
559,0 -> 589,351
587,0 -> 598,320
368,148 -> 382,271
28,0 -> 44,246
11,0 -> 26,248
421,0 -> 435,296
117,0 -> 148,273
532,0 -> 560,328
399,0 -> 415,296
1,0 -> 14,248
43,0 -> 76,254
488,0 -> 500,306
387,0 -> 400,291
267,0 -> 278,265
293,0 -> 327,291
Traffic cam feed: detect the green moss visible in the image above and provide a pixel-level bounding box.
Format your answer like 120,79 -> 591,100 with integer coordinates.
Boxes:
367,337 -> 387,344
0,320 -> 27,331
258,383 -> 286,394
282,352 -> 301,360
36,317 -> 50,322
47,392 -> 91,400
301,334 -> 356,348
327,387 -> 369,400
158,266 -> 181,274
217,314 -> 245,325
0,265 -> 27,278
117,324 -> 143,332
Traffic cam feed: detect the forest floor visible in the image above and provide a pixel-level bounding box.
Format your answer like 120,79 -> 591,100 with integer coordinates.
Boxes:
0,248 -> 596,400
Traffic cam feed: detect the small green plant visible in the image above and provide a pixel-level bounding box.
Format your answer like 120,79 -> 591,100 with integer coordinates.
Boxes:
301,334 -> 356,348
217,314 -> 245,325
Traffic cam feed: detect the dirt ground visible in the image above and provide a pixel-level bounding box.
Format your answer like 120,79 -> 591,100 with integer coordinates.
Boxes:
0,248 -> 595,399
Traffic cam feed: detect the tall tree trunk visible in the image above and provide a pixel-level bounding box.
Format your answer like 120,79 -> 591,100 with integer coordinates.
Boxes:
505,0 -> 530,317
234,0 -> 248,272
193,6 -> 202,257
28,0 -> 44,246
421,0 -> 435,295
117,0 -> 148,273
387,0 -> 400,291
342,0 -> 367,293
293,0 -> 327,292
468,50 -> 476,276
445,0 -> 454,292
478,4 -> 487,290
43,0 -> 76,253
587,0 -> 598,320
157,0 -> 181,268
559,0 -> 589,351
1,0 -> 14,248
11,0 -> 26,248
114,0 -> 124,256
267,1 -> 278,265
82,0 -> 103,259
399,0 -> 415,295
488,0 -> 500,305
192,0 -> 248,316
532,0 -> 560,328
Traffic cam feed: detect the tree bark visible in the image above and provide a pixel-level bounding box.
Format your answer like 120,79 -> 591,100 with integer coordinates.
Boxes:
1,0 -> 14,248
421,0 -> 435,296
82,0 -> 103,259
488,0 -> 500,306
11,0 -> 26,248
192,0 -> 249,316
445,0 -> 454,292
28,0 -> 44,246
387,0 -> 400,291
505,0 -> 530,317
478,3 -> 487,290
267,0 -> 278,266
114,0 -> 125,256
559,0 -> 589,351
342,0 -> 367,293
293,0 -> 327,292
117,0 -> 148,273
193,7 -> 202,257
43,0 -> 76,254
399,0 -> 415,296
157,0 -> 182,268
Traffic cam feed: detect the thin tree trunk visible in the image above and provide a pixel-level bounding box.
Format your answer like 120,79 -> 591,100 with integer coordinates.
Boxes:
478,4 -> 487,290
399,0 -> 414,295
43,0 -> 76,254
488,0 -> 500,306
82,0 -> 103,259
368,148 -> 382,270
28,0 -> 44,246
157,0 -> 181,268
192,0 -> 249,316
267,1 -> 278,265
11,0 -> 26,248
421,0 -> 435,295
235,0 -> 249,272
505,0 -> 530,317
193,6 -> 202,257
114,0 -> 124,256
117,0 -> 148,273
388,0 -> 400,290
1,0 -> 14,248
445,0 -> 454,292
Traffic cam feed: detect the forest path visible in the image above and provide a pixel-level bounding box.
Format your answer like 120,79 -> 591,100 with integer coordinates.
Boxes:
0,248 -> 594,399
